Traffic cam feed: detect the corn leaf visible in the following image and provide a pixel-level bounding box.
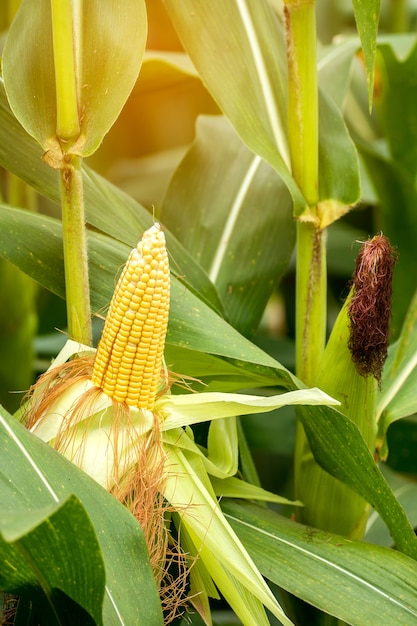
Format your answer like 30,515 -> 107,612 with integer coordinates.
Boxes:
318,39 -> 360,109
223,500 -> 417,626
0,405 -> 163,625
163,0 -> 360,215
2,0 -> 147,157
161,115 -> 295,337
0,495 -> 104,625
162,0 -> 301,207
352,0 -> 380,110
376,275 -> 417,448
298,404 -> 417,561
164,344 -> 284,392
0,76 -> 223,316
0,205 -> 297,388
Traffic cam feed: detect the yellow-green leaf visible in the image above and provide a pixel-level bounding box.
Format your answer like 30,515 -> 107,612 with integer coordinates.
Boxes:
2,0 -> 147,158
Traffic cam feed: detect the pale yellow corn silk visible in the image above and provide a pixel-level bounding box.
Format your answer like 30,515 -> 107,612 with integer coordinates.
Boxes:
23,225 -> 191,623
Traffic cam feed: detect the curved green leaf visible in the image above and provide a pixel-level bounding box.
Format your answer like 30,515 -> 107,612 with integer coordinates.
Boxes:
0,77 -> 224,316
0,205 -> 296,388
161,115 -> 295,337
0,406 -> 163,625
162,0 -> 304,212
1,495 -> 104,625
223,500 -> 417,626
3,0 -> 147,157
299,404 -> 417,561
163,0 -> 360,214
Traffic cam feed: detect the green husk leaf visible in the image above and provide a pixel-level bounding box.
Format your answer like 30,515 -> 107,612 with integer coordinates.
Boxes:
162,438 -> 293,625
211,475 -> 302,506
158,388 -> 340,431
161,115 -> 295,336
296,292 -> 376,536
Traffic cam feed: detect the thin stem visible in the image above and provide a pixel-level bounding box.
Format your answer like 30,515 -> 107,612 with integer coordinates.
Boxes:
295,222 -> 326,384
285,0 -> 318,208
60,156 -> 92,345
284,0 -> 324,383
50,0 -> 80,141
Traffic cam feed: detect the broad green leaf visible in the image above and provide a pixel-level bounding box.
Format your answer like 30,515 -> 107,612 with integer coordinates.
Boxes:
0,406 -> 163,625
223,500 -> 417,626
3,0 -> 147,157
1,495 -> 104,625
352,0 -> 381,110
299,404 -> 417,561
0,205 -> 298,388
162,0 -> 304,212
163,0 -> 360,216
0,257 -> 37,413
161,115 -> 295,336
0,77 -> 223,315
165,344 -> 291,392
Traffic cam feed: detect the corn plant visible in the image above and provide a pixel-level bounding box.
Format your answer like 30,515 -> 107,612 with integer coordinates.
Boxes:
1,1 -> 417,626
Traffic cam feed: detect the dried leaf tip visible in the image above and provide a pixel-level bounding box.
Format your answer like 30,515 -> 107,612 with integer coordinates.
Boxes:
92,223 -> 170,409
348,234 -> 397,385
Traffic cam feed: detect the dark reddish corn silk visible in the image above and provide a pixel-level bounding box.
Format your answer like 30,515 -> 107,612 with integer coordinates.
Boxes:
348,234 -> 397,386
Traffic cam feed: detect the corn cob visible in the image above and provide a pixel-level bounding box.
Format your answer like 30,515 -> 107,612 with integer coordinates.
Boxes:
91,223 -> 170,410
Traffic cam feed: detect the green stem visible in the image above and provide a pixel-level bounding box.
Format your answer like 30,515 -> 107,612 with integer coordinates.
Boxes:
285,0 -> 327,541
285,0 -> 318,208
50,0 -> 91,344
284,0 -> 324,383
50,0 -> 80,142
60,157 -> 92,345
295,222 -> 326,384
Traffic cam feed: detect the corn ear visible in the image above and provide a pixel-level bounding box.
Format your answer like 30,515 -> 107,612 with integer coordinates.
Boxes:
295,235 -> 396,538
92,223 -> 170,410
295,292 -> 377,538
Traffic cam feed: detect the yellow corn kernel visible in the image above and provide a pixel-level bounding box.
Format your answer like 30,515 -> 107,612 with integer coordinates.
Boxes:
91,223 -> 170,410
